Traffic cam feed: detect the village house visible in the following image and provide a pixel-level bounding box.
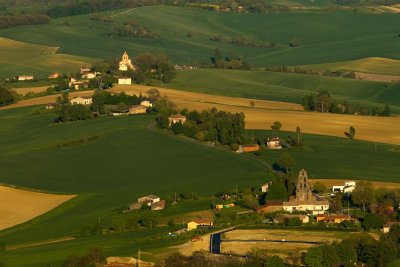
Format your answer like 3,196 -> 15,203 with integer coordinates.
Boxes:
80,67 -> 91,75
256,200 -> 284,214
275,214 -> 310,224
82,72 -> 100,79
382,222 -> 399,233
129,105 -> 147,115
45,103 -> 56,110
151,200 -> 166,211
119,51 -> 135,71
261,182 -> 271,193
168,114 -> 187,125
70,96 -> 92,105
316,214 -> 355,224
138,195 -> 160,204
187,219 -> 214,231
236,144 -> 260,153
129,194 -> 163,211
118,77 -> 132,85
266,137 -> 282,149
48,73 -> 59,79
282,169 -> 329,215
140,100 -> 153,108
332,181 -> 356,194
70,80 -> 89,90
17,75 -> 34,81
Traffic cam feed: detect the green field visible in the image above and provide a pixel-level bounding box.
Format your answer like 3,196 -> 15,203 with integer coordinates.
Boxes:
0,6 -> 400,76
246,130 -> 400,182
166,69 -> 400,110
0,106 -> 399,265
0,106 -> 265,266
301,57 -> 400,76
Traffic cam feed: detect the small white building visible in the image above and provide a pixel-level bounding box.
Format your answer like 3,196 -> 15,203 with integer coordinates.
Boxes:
168,114 -> 187,126
261,183 -> 270,193
118,78 -> 132,85
82,72 -> 100,79
332,181 -> 356,194
266,137 -> 282,149
70,97 -> 92,105
140,100 -> 153,108
18,75 -> 34,81
138,195 -> 160,205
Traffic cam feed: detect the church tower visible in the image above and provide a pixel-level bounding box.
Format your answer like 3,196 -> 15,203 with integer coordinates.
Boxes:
295,169 -> 313,201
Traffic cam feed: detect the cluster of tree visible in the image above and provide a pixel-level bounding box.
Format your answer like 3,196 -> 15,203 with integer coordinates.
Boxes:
210,34 -> 276,48
62,248 -> 105,267
133,53 -> 177,83
0,13 -> 49,29
110,20 -> 158,39
211,48 -> 251,70
46,0 -> 165,18
91,90 -> 147,114
265,65 -> 356,79
302,90 -> 392,116
157,105 -> 246,147
90,13 -> 113,23
305,229 -> 400,267
218,0 -> 289,13
0,87 -> 18,106
54,92 -> 92,123
156,250 -> 285,267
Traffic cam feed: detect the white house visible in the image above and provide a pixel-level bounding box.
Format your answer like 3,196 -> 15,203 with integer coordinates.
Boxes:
261,183 -> 270,193
118,78 -> 132,85
138,195 -> 160,206
18,75 -> 34,81
70,97 -> 92,105
140,100 -> 153,108
266,137 -> 282,149
332,181 -> 356,194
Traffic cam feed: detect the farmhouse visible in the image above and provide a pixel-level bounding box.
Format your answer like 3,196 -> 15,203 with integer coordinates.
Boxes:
316,214 -> 354,224
276,214 -> 310,224
187,219 -> 214,231
45,103 -> 56,110
118,78 -> 132,85
266,137 -> 282,149
382,222 -> 399,233
261,182 -> 270,193
48,73 -> 59,79
138,195 -> 160,204
282,169 -> 329,215
82,72 -> 100,79
168,114 -> 187,125
140,100 -> 153,108
237,144 -> 260,153
119,51 -> 135,71
129,105 -> 147,115
80,67 -> 91,74
256,200 -> 284,214
18,75 -> 34,81
70,97 -> 92,105
151,200 -> 166,211
332,181 -> 356,194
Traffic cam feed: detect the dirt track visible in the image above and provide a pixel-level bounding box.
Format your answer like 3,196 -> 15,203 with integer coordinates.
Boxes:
310,179 -> 400,190
1,85 -> 400,145
0,185 -> 75,231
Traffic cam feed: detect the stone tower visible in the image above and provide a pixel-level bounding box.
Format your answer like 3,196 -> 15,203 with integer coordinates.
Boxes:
295,169 -> 313,202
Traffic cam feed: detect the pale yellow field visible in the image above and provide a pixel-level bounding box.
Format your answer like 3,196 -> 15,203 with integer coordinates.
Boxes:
12,86 -> 49,96
220,229 -> 354,257
0,185 -> 75,230
2,85 -> 400,145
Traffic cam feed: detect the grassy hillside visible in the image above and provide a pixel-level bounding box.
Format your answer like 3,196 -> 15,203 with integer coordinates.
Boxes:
0,37 -> 97,77
0,6 -> 399,77
0,106 -> 399,265
301,57 -> 400,76
247,130 -> 400,182
166,69 -> 400,109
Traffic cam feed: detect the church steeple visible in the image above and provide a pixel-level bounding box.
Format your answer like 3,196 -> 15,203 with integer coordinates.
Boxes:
295,169 -> 313,201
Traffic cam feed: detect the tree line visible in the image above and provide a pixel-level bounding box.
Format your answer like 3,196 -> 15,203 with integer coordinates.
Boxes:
0,13 -> 49,29
210,48 -> 251,70
302,90 -> 392,116
110,19 -> 158,39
